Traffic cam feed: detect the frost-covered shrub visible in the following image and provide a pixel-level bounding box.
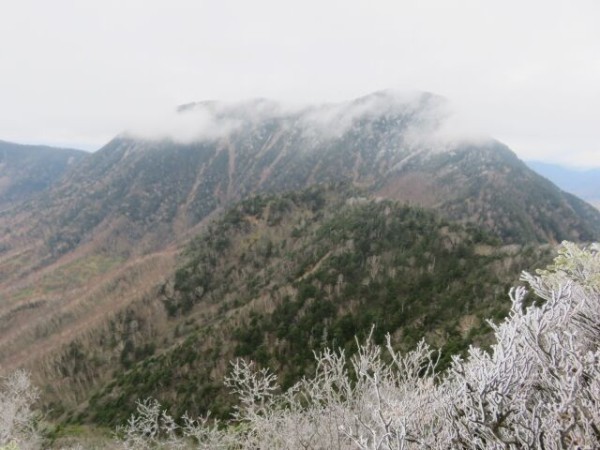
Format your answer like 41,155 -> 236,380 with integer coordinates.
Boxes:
442,242 -> 600,449
116,398 -> 236,449
0,370 -> 40,449
116,242 -> 600,449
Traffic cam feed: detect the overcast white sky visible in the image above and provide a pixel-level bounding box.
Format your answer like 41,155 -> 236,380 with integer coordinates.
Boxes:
1,0 -> 599,167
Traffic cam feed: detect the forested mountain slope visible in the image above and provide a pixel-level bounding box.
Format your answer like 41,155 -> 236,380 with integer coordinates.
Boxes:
52,185 -> 553,425
0,91 -> 598,433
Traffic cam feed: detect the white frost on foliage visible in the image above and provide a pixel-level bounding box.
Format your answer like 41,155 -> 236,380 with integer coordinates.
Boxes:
116,241 -> 599,449
113,242 -> 600,449
0,370 -> 40,449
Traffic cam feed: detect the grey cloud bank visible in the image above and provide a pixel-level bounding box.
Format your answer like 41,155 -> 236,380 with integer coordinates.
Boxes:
0,0 -> 598,167
125,90 -> 489,155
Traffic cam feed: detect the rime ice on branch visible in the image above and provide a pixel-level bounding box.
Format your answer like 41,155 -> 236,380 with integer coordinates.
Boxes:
117,241 -> 600,449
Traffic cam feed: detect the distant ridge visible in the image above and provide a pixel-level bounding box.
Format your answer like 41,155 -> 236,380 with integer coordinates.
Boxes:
0,140 -> 87,207
527,160 -> 600,210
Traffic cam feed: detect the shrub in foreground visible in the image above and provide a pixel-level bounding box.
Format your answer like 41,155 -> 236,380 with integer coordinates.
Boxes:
118,242 -> 600,449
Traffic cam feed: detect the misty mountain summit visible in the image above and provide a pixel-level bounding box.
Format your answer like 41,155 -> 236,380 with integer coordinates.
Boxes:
28,90 -> 599,260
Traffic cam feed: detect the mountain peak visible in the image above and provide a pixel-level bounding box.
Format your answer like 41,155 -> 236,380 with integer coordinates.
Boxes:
1,92 -> 600,429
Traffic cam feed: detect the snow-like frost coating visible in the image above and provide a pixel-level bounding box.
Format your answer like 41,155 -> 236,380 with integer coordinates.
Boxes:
115,241 -> 600,449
